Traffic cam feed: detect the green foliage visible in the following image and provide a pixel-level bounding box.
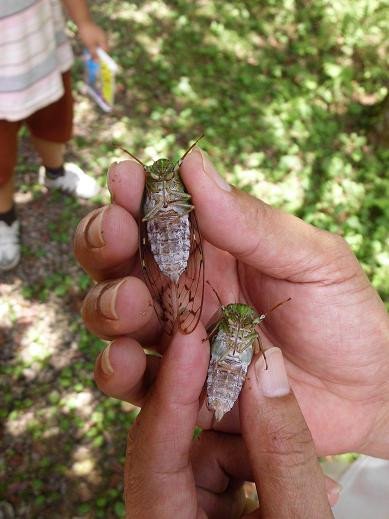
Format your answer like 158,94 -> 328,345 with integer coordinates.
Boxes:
2,1 -> 388,517
89,0 -> 388,302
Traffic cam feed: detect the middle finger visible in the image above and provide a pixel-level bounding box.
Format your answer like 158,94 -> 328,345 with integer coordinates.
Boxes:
74,203 -> 139,282
81,275 -> 160,343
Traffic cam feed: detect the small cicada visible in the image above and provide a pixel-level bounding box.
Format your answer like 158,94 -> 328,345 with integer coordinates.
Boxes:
122,137 -> 205,335
206,296 -> 291,422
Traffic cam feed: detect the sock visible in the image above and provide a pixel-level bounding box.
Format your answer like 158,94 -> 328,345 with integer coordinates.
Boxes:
0,205 -> 17,226
45,164 -> 65,179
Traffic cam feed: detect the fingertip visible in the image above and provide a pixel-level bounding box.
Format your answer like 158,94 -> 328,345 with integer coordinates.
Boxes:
240,350 -> 332,517
108,159 -> 145,216
95,337 -> 147,399
74,204 -> 139,280
325,476 -> 342,507
156,324 -> 210,406
240,347 -> 293,431
181,147 -> 231,192
169,323 -> 210,364
253,347 -> 290,399
180,150 -> 235,242
180,149 -> 253,257
82,276 -> 155,338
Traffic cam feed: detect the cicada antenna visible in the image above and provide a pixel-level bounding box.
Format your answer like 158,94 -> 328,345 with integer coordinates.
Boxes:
177,134 -> 204,166
120,147 -> 147,168
206,280 -> 223,308
260,297 -> 291,319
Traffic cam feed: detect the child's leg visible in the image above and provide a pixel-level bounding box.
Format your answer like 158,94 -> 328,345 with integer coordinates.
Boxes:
27,70 -> 72,170
0,120 -> 20,270
0,176 -> 15,213
27,70 -> 98,198
29,136 -> 65,170
0,119 -> 19,212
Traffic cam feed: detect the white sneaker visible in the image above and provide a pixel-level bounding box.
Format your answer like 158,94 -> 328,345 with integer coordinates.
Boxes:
0,220 -> 20,271
39,163 -> 100,199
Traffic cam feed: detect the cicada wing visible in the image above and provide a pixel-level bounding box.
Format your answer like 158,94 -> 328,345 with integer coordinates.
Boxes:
176,211 -> 205,334
139,217 -> 176,336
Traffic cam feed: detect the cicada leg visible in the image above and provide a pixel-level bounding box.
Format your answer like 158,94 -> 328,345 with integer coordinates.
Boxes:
142,199 -> 165,221
168,190 -> 192,200
202,321 -> 221,343
254,333 -> 268,370
177,135 -> 204,167
173,202 -> 195,213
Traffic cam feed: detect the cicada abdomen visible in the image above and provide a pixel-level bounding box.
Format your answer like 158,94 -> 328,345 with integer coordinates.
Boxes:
206,298 -> 291,422
207,304 -> 261,421
123,137 -> 205,335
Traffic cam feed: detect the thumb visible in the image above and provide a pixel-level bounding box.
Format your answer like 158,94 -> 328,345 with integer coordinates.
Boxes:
181,148 -> 346,282
240,347 -> 333,518
125,325 -> 209,510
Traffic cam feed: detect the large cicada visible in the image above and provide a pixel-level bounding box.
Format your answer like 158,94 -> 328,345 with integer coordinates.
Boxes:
206,297 -> 290,422
123,137 -> 205,335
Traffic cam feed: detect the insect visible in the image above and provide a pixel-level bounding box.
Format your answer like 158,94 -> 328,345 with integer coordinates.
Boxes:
206,293 -> 291,422
122,137 -> 205,335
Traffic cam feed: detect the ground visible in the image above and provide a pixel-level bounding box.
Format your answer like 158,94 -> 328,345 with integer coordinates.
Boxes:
0,1 -> 388,517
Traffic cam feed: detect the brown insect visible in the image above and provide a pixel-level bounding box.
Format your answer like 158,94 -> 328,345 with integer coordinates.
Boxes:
122,137 -> 205,335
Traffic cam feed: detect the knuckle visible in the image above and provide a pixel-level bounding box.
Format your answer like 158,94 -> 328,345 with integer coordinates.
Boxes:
124,430 -> 147,506
314,228 -> 363,283
192,430 -> 218,458
263,418 -> 316,469
321,229 -> 349,253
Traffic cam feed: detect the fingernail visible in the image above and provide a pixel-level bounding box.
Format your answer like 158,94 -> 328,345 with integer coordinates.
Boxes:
101,343 -> 114,376
194,147 -> 231,192
107,162 -> 119,202
255,347 -> 290,398
97,278 -> 127,320
328,483 -> 342,507
85,206 -> 108,248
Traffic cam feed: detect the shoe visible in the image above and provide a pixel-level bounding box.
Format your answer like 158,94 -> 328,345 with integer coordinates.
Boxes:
39,163 -> 100,199
0,220 -> 20,271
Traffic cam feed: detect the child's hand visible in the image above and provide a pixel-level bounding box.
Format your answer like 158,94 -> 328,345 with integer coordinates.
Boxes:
78,21 -> 108,60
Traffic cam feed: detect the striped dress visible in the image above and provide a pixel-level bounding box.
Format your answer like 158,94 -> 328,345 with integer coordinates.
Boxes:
0,0 -> 74,121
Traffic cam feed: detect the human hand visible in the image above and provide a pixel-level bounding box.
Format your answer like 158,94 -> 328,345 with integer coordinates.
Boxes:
125,330 -> 335,518
74,149 -> 389,458
78,21 -> 108,59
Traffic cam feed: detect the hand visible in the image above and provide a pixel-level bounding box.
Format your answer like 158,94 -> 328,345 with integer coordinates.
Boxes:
125,330 -> 335,518
74,149 -> 389,458
78,21 -> 108,59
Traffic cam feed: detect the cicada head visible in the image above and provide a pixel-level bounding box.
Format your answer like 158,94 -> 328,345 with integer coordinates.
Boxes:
145,158 -> 177,183
222,303 -> 261,329
121,135 -> 204,187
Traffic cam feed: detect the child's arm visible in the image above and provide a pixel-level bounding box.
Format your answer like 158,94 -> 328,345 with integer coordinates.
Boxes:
61,0 -> 108,59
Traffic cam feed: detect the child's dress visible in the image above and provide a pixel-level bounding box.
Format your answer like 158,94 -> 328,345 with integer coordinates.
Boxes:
0,0 -> 74,121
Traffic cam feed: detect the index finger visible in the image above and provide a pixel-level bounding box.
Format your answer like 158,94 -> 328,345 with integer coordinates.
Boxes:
108,159 -> 145,217
74,160 -> 145,281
